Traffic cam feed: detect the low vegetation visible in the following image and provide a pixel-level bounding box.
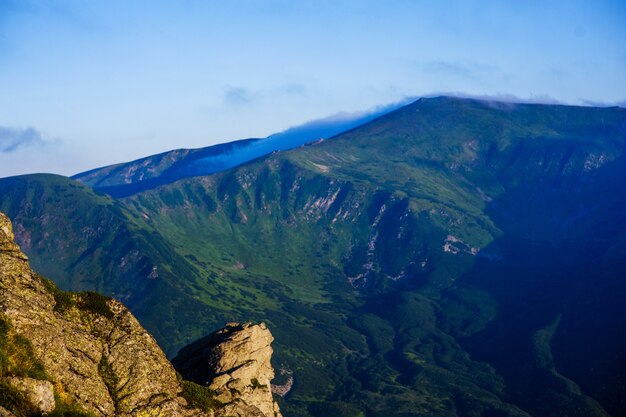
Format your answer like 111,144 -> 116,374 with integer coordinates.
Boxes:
0,314 -> 95,416
39,275 -> 114,319
97,355 -> 119,407
179,378 -> 222,412
0,315 -> 47,380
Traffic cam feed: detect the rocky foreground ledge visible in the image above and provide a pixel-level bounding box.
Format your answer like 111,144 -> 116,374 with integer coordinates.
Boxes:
0,210 -> 281,417
174,322 -> 283,417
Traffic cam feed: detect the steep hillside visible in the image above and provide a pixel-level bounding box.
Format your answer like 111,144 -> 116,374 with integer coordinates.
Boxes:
0,175 -> 233,353
2,97 -> 625,416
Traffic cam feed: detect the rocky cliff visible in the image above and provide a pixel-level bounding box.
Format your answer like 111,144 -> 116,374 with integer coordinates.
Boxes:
173,322 -> 282,417
0,210 -> 281,417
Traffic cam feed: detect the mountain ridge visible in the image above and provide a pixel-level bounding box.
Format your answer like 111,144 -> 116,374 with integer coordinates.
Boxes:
2,96 -> 625,416
71,101 -> 405,197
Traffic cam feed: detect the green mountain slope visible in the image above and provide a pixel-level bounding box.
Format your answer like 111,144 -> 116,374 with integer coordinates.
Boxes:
125,158 -> 525,417
1,97 -> 625,417
0,174 -> 233,350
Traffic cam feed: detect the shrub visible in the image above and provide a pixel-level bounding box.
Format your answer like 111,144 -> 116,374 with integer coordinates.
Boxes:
98,354 -> 119,405
38,275 -> 114,319
39,275 -> 74,314
0,315 -> 47,380
249,378 -> 267,389
78,292 -> 114,319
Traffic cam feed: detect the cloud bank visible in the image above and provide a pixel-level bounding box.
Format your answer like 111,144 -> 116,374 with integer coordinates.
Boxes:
422,92 -> 564,105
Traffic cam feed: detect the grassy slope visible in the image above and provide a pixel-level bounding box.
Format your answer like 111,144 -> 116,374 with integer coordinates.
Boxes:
123,99 -> 626,416
0,174 -> 224,351
127,157 -> 522,417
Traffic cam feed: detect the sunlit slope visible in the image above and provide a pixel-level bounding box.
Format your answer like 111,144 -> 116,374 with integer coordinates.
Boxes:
288,96 -> 625,229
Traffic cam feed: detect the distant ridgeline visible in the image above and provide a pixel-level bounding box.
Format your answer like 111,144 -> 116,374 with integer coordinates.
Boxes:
1,97 -> 625,417
72,101 -> 403,197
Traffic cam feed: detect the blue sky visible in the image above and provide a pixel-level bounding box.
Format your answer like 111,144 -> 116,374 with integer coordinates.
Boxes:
0,0 -> 625,177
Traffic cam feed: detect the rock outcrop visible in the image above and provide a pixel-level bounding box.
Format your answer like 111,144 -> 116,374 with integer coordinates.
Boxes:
0,210 -> 202,416
174,322 -> 282,417
0,210 -> 281,417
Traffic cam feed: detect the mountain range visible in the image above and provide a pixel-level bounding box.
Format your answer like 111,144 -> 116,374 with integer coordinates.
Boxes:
1,96 -> 625,417
72,101 -> 405,198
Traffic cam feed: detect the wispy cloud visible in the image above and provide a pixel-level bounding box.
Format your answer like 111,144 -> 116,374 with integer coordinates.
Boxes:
416,60 -> 501,81
423,92 -> 563,105
278,83 -> 307,96
423,92 -> 626,108
223,87 -> 255,106
581,99 -> 626,108
223,83 -> 308,107
0,126 -> 52,153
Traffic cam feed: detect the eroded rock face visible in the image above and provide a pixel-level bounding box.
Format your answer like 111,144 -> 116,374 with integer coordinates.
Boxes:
174,322 -> 282,417
0,211 -> 206,416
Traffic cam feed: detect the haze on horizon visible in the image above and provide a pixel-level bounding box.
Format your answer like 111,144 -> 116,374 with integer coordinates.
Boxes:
0,0 -> 625,178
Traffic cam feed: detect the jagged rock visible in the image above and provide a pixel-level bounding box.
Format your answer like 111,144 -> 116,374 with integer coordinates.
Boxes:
0,211 -> 208,417
4,377 -> 55,413
174,322 -> 282,417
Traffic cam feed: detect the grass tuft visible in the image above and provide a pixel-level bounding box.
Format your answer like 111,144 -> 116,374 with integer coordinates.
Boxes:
179,378 -> 222,412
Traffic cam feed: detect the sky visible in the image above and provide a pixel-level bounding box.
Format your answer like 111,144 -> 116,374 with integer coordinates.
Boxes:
0,0 -> 625,178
